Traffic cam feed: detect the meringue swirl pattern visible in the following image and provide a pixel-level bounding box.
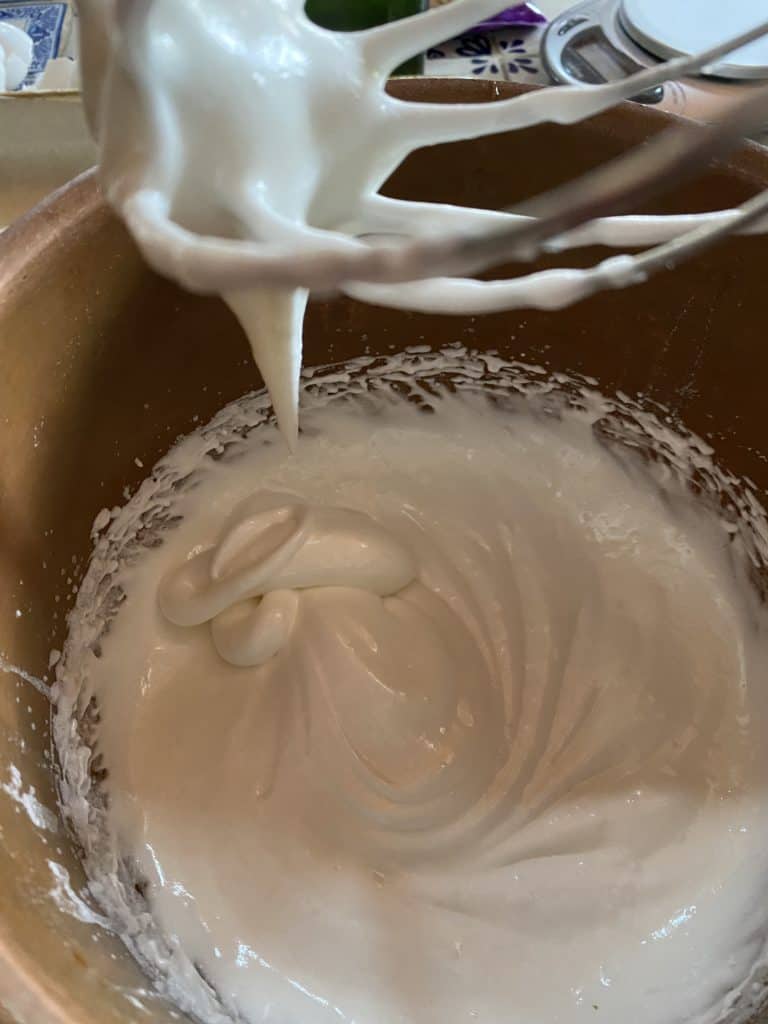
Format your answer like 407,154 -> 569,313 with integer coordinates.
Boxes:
59,382 -> 768,1024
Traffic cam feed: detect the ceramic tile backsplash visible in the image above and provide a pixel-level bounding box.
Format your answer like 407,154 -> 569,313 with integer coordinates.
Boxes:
494,28 -> 550,82
426,33 -> 504,80
425,24 -> 550,82
424,0 -> 550,82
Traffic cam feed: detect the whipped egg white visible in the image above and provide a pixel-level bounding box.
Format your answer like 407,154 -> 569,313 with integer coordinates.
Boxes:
55,350 -> 768,1024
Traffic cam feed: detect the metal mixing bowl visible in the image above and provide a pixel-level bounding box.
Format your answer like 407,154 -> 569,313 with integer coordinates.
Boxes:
1,79 -> 768,1023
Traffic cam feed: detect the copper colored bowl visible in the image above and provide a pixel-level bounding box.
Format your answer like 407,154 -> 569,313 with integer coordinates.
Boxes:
1,79 -> 768,1023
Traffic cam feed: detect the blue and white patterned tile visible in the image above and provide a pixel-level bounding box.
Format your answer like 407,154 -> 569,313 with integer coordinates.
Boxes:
0,0 -> 70,88
454,33 -> 506,79
425,24 -> 552,84
494,26 -> 550,84
426,33 -> 505,80
428,32 -> 505,79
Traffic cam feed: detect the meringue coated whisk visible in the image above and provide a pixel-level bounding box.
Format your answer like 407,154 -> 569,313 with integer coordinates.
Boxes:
77,0 -> 768,316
